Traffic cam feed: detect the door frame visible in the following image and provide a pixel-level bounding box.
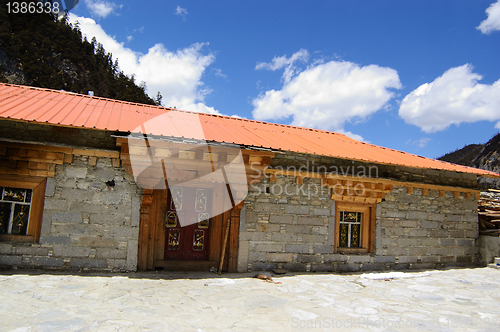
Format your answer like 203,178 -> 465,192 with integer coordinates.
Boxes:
137,182 -> 243,272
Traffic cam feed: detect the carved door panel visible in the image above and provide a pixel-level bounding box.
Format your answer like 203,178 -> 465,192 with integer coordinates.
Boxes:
164,187 -> 211,261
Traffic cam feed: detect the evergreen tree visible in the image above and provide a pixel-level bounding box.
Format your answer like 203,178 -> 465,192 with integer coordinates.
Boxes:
0,0 -> 161,106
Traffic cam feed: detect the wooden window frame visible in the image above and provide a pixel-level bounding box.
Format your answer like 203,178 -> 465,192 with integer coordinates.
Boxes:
0,175 -> 46,243
334,202 -> 375,254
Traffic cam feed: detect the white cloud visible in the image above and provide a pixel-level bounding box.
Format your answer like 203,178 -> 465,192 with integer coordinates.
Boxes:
477,0 -> 500,34
252,53 -> 401,136
84,0 -> 122,18
69,14 -> 220,114
256,49 -> 309,71
337,129 -> 365,142
214,68 -> 227,80
406,138 -> 431,148
126,35 -> 133,42
175,6 -> 188,20
256,49 -> 309,84
398,64 -> 500,133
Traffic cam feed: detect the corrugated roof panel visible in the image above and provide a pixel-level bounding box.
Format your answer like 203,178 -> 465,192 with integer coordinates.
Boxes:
0,83 -> 498,178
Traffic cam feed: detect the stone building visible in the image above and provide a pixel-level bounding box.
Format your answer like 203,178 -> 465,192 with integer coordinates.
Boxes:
0,83 -> 498,273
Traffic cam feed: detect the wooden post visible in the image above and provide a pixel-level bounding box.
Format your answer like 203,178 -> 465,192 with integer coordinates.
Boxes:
218,218 -> 231,275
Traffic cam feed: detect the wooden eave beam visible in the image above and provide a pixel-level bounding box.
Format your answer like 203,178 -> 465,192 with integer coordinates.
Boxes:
266,168 -> 479,197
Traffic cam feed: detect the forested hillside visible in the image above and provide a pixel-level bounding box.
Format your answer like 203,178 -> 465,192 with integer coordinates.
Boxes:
0,0 -> 161,105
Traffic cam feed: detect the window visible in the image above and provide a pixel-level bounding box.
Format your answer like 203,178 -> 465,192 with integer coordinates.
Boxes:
0,175 -> 46,243
0,187 -> 33,235
334,203 -> 374,254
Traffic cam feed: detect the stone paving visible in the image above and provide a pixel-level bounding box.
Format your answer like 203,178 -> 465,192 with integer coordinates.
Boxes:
0,267 -> 499,332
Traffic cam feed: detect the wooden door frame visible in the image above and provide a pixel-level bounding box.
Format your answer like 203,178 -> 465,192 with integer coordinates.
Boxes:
137,183 -> 243,272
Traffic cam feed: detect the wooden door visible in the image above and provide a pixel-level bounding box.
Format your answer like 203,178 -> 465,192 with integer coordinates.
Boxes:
164,187 -> 212,261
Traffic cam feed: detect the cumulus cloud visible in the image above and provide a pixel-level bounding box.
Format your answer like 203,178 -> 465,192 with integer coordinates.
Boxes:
252,53 -> 402,136
84,0 -> 122,18
256,49 -> 309,84
398,64 -> 500,133
69,14 -> 219,114
175,6 -> 188,20
477,0 -> 500,34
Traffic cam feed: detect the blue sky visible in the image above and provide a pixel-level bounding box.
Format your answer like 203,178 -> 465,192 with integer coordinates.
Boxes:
68,0 -> 500,159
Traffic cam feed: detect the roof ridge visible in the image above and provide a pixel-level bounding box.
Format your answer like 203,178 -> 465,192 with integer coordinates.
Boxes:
0,83 -> 347,138
0,82 -> 174,112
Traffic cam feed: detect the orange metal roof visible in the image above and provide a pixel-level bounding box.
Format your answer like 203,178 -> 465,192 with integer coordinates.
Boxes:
0,83 -> 498,178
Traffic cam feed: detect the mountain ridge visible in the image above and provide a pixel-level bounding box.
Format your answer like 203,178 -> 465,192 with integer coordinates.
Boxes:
439,133 -> 500,188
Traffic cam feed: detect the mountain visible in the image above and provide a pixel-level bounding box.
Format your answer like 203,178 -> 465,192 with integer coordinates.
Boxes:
439,133 -> 500,188
0,0 -> 161,105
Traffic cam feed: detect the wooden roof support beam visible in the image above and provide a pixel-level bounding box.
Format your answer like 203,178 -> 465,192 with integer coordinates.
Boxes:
266,168 -> 479,196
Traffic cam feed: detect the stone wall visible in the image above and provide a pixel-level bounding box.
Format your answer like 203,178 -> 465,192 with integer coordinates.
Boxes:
478,236 -> 500,265
0,155 -> 141,272
238,152 -> 479,273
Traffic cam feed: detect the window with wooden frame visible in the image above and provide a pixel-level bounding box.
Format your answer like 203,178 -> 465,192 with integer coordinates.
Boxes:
0,175 -> 46,243
334,202 -> 375,254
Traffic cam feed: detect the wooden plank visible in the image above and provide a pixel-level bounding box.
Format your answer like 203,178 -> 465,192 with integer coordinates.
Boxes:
203,152 -> 218,162
368,206 -> 375,253
153,190 -> 167,263
266,168 -> 481,195
88,156 -> 97,166
72,148 -> 120,159
63,154 -> 73,163
296,176 -> 303,184
453,191 -> 460,198
465,192 -> 471,199
407,186 -> 413,194
179,150 -> 196,160
221,210 -> 231,272
0,174 -> 45,187
28,178 -> 47,242
0,141 -> 72,154
137,191 -> 154,271
5,155 -> 64,165
112,158 -> 120,167
439,190 -> 445,197
228,202 -> 244,273
422,188 -> 429,196
0,235 -> 35,242
270,173 -> 277,183
209,184 -> 225,262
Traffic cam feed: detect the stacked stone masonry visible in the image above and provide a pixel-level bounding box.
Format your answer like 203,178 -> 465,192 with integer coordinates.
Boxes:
238,152 -> 479,273
0,155 -> 141,272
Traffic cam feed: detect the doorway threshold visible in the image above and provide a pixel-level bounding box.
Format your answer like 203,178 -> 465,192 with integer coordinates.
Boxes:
154,260 -> 219,271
